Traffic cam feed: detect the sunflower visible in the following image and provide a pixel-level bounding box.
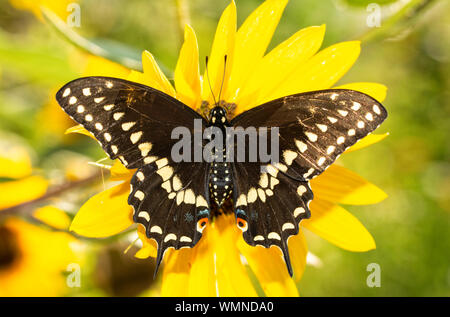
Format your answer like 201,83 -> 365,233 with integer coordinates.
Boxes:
36,54 -> 131,142
0,139 -> 48,210
0,207 -> 79,296
68,0 -> 388,296
0,140 -> 81,296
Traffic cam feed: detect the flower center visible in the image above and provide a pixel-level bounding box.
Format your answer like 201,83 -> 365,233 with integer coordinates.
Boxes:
0,226 -> 20,270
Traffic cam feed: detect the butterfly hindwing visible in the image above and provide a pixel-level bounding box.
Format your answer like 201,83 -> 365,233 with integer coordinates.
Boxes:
56,76 -> 207,169
128,158 -> 210,273
232,162 -> 313,276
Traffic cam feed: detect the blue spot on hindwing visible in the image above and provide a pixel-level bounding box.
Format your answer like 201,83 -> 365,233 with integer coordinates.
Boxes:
198,209 -> 210,218
236,209 -> 246,218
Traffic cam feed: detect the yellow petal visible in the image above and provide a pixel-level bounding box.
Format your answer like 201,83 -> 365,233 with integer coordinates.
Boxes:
141,51 -> 176,97
70,181 -> 133,237
134,224 -> 157,259
226,0 -> 288,103
161,248 -> 193,296
0,143 -> 32,179
311,165 -> 388,205
288,230 -> 308,282
303,199 -> 376,252
0,176 -> 48,210
263,41 -> 361,103
187,227 -> 218,296
10,0 -> 73,21
109,160 -> 134,181
127,70 -> 147,86
81,54 -> 130,79
65,124 -> 94,139
238,239 -> 299,297
174,24 -> 202,109
33,205 -> 72,230
134,246 -> 155,259
238,25 -> 326,112
202,0 -> 236,104
344,133 -> 389,154
214,214 -> 257,296
334,82 -> 387,102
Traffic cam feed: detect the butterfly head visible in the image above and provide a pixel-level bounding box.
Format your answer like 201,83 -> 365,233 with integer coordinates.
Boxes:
209,106 -> 229,126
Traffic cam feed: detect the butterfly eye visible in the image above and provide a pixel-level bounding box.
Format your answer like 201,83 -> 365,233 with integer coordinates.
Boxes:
236,217 -> 248,232
196,218 -> 209,233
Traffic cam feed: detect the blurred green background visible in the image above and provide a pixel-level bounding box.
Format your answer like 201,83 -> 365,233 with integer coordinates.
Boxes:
0,0 -> 449,296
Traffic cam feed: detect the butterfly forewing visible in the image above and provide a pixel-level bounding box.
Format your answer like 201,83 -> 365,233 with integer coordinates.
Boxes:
56,76 -> 207,169
232,89 -> 387,181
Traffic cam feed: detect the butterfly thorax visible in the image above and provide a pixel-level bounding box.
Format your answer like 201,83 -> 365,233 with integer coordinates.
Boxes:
208,106 -> 233,207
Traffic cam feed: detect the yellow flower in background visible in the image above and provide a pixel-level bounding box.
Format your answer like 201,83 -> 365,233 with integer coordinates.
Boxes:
10,0 -> 129,143
67,0 -> 388,296
0,139 -> 82,296
0,208 -> 78,296
37,88 -> 78,142
9,0 -> 75,21
36,54 -> 130,142
0,140 -> 48,210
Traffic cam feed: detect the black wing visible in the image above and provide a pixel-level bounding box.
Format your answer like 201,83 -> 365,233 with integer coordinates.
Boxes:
56,76 -> 207,169
231,89 -> 387,276
56,77 -> 210,273
128,159 -> 211,275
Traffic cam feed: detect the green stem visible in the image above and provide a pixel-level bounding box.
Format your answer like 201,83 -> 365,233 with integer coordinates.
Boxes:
0,170 -> 137,242
0,171 -> 104,237
0,171 -> 105,216
41,6 -> 142,71
40,6 -> 173,77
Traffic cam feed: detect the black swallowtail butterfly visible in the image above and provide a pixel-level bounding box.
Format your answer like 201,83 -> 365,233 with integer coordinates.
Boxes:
56,76 -> 387,277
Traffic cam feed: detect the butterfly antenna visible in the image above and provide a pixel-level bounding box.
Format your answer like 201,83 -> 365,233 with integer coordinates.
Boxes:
217,55 -> 228,106
205,56 -> 217,106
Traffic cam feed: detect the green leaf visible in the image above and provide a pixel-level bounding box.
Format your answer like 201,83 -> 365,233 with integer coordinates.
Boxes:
41,6 -> 142,71
40,6 -> 173,77
0,32 -> 76,85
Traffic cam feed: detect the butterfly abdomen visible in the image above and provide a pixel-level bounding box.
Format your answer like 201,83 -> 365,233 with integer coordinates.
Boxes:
209,161 -> 233,206
207,106 -> 234,207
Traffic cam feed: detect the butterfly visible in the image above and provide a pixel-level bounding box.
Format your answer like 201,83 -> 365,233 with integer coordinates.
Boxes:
56,76 -> 387,277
